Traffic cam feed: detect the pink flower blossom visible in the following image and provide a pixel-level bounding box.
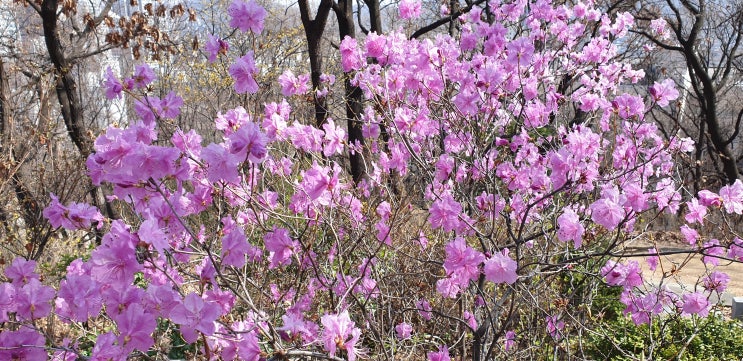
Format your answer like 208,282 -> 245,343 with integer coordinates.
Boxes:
429,194 -> 462,232
16,278 -> 56,320
684,198 -> 707,224
264,227 -> 298,268
646,248 -> 659,271
483,248 -> 518,285
697,190 -> 722,207
229,121 -> 268,163
702,271 -> 730,293
44,193 -> 104,230
130,63 -> 156,89
339,36 -> 363,72
0,329 -> 47,360
399,0 -> 421,20
170,293 -> 222,343
229,52 -> 259,94
416,299 -> 432,320
228,0 -> 266,34
323,118 -> 346,157
649,79 -> 679,107
504,330 -> 516,351
601,260 -> 642,289
719,179 -> 743,214
590,188 -> 625,230
681,292 -> 710,317
103,67 -> 123,99
0,283 -> 15,322
649,18 -> 669,39
557,209 -> 584,248
4,258 -> 39,286
395,322 -> 413,339
278,70 -> 310,96
114,304 -> 156,353
427,345 -> 450,361
546,315 -> 565,340
612,93 -> 645,119
221,216 -> 249,268
679,224 -> 699,245
56,274 -> 102,322
205,34 -> 229,63
321,311 -> 362,361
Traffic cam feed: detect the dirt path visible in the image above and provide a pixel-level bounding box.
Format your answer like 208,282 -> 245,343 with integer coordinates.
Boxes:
625,233 -> 743,306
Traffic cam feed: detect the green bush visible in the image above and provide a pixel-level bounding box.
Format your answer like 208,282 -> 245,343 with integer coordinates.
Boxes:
583,283 -> 743,360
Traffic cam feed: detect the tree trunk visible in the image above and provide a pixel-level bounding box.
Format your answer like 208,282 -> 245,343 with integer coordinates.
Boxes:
334,0 -> 366,183
299,0 -> 332,128
41,0 -> 94,157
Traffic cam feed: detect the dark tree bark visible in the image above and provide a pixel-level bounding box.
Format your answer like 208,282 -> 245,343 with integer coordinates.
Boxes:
41,0 -> 94,157
299,0 -> 333,128
334,0 -> 366,183
635,0 -> 742,185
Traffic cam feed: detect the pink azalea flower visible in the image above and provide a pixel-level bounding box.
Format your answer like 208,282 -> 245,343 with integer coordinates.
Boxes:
442,237 -> 485,290
719,179 -> 743,214
103,67 -> 123,99
229,121 -> 268,163
429,194 -> 463,232
590,189 -> 625,230
16,278 -> 56,320
649,18 -> 669,39
228,0 -> 266,34
44,193 -> 104,230
229,52 -> 259,94
506,37 -> 535,68
237,330 -> 261,361
221,216 -> 249,268
90,332 -> 124,361
4,258 -> 39,286
280,312 -> 319,343
697,190 -> 722,207
0,329 -> 47,360
321,310 -> 362,361
427,345 -> 450,361
205,34 -> 229,63
114,304 -> 156,353
504,330 -> 516,351
546,315 -> 565,340
399,0 -> 421,20
702,271 -> 730,293
612,93 -> 645,119
278,70 -> 310,96
649,79 -> 679,107
684,198 -> 707,224
0,283 -> 16,322
702,239 -> 725,266
264,227 -> 298,268
202,142 -> 241,183
681,292 -> 710,317
601,260 -> 642,289
483,248 -> 518,285
646,248 -> 659,271
679,224 -> 699,245
556,208 -> 584,248
56,274 -> 102,322
170,293 -> 222,343
395,322 -> 413,339
416,299 -> 432,320
339,36 -> 363,72
138,218 -> 169,254
130,63 -> 156,89
322,118 -> 346,157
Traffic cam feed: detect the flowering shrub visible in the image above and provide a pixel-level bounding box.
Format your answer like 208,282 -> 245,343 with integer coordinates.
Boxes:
1,0 -> 742,360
